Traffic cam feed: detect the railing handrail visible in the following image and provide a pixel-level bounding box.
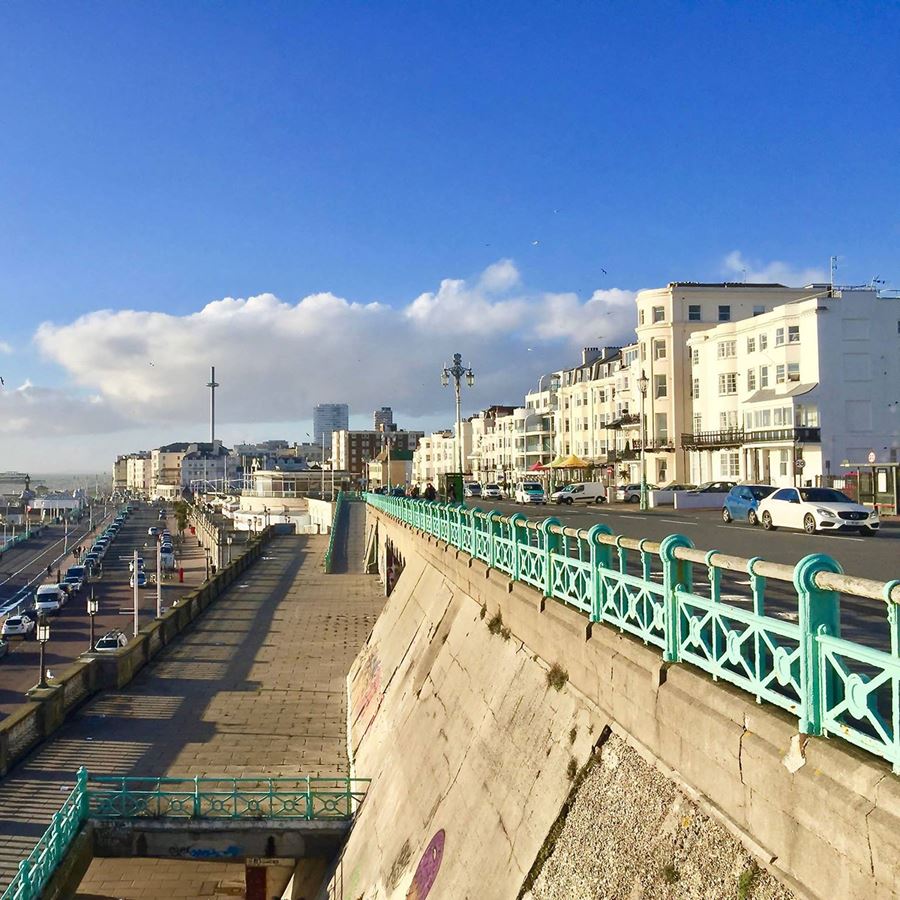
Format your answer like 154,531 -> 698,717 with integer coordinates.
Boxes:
0,770 -> 370,899
366,492 -> 900,774
323,490 -> 345,573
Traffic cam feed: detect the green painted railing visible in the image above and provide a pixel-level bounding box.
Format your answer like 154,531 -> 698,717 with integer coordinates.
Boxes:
0,770 -> 369,900
367,492 -> 900,773
323,490 -> 345,574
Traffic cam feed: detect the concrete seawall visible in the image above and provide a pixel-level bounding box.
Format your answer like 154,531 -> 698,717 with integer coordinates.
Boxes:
318,508 -> 900,899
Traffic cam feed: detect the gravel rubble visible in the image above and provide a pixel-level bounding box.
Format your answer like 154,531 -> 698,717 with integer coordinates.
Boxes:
526,732 -> 794,900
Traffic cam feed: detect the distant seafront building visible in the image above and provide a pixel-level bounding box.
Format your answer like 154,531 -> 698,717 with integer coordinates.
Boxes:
373,407 -> 395,431
313,403 -> 349,450
411,280 -> 900,490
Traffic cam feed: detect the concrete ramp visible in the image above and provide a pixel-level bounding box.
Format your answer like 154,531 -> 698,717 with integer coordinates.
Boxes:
330,501 -> 367,574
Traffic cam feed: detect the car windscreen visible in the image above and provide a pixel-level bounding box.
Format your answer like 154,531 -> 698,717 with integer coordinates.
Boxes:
523,483 -> 542,491
799,488 -> 853,504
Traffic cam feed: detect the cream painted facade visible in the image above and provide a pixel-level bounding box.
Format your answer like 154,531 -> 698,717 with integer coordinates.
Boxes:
412,422 -> 473,485
687,287 -> 900,486
125,454 -> 152,494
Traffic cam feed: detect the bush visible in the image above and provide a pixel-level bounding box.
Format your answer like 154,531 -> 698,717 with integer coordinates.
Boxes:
546,663 -> 568,691
487,611 -> 503,635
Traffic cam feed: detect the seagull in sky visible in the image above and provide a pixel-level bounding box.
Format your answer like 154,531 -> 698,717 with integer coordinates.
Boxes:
531,240 -> 540,246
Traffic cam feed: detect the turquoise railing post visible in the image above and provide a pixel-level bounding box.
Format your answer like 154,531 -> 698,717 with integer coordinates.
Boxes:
76,766 -> 89,819
794,553 -> 843,735
660,534 -> 694,663
509,513 -> 526,581
587,524 -> 614,623
17,859 -> 32,894
193,775 -> 201,818
540,517 -> 561,599
345,777 -> 351,816
469,507 -> 482,557
487,511 -> 501,568
305,775 -> 312,820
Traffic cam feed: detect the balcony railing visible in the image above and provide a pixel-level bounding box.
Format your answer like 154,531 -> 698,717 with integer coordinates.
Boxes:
681,429 -> 745,449
744,427 -> 821,444
607,413 -> 640,429
681,427 -> 822,449
632,438 -> 675,452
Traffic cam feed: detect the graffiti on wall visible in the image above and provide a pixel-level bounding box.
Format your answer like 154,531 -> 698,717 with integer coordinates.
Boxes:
406,830 -> 445,900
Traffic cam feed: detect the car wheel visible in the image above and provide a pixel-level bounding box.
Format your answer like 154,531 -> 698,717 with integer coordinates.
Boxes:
747,509 -> 758,527
722,507 -> 732,524
564,497 -> 573,505
762,511 -> 776,531
628,494 -> 639,504
860,526 -> 877,536
803,514 -> 817,535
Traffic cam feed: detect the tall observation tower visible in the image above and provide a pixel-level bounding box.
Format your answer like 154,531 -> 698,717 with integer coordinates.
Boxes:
207,366 -> 220,443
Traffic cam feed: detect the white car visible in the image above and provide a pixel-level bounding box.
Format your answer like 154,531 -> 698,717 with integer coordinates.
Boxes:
514,481 -> 547,504
757,487 -> 880,536
482,484 -> 503,500
2,615 -> 35,638
95,630 -> 128,652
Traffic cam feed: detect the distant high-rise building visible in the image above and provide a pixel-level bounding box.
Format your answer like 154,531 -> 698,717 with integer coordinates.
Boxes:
374,406 -> 395,431
313,403 -> 349,450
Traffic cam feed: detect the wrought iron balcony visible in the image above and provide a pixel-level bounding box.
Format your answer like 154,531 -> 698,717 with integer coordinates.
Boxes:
632,437 -> 675,452
680,429 -> 745,450
608,413 -> 640,429
744,427 -> 821,444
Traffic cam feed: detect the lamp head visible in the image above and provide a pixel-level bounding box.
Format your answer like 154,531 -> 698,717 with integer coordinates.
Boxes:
88,597 -> 99,615
37,619 -> 50,642
440,370 -> 449,387
466,370 -> 475,387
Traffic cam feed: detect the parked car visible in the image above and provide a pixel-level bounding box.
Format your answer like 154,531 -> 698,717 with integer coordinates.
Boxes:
757,487 -> 880,535
158,510 -> 167,520
64,566 -> 86,592
129,557 -> 146,573
722,485 -> 776,525
689,481 -> 738,494
95,630 -> 128,652
464,483 -> 482,499
2,614 -> 35,638
481,483 -> 503,500
514,481 -> 547,504
660,483 -> 697,492
160,551 -> 176,571
35,586 -> 64,615
616,483 -> 659,503
550,482 -> 607,505
129,571 -> 148,588
148,526 -> 159,537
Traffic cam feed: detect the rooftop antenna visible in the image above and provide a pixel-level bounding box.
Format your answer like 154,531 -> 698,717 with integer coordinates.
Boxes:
830,255 -> 838,293
207,366 -> 219,443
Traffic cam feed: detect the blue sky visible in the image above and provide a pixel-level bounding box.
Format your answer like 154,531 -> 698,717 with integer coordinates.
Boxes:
0,1 -> 898,471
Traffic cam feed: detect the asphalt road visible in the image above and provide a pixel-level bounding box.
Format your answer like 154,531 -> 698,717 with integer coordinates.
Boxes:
0,504 -> 203,720
0,511 -> 114,607
466,498 -> 900,583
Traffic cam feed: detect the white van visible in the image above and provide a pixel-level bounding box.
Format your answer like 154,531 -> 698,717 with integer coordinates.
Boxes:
35,585 -> 65,615
550,482 -> 607,505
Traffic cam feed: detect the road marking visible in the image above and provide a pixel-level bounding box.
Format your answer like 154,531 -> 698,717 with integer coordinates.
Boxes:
660,518 -> 691,526
629,516 -> 648,520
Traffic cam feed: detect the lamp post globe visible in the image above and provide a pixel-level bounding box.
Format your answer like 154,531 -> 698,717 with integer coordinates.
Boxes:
441,353 -> 476,476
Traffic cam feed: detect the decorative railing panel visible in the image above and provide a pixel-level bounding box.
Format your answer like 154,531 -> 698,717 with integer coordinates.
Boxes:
366,492 -> 900,773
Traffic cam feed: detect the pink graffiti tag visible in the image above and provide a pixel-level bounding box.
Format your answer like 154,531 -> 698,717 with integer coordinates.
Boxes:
406,829 -> 445,900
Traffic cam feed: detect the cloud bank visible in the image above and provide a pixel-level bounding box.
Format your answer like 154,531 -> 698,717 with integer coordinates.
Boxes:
18,261 -> 636,436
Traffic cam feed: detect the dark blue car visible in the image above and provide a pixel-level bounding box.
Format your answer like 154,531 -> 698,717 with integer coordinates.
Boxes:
722,484 -> 776,525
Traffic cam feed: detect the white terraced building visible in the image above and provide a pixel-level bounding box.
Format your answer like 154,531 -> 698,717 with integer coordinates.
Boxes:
686,286 -> 900,486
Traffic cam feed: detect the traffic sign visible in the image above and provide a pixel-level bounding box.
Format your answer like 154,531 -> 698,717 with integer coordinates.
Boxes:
867,450 -> 877,463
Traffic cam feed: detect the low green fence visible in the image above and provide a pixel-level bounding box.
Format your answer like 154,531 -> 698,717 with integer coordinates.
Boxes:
1,769 -> 369,899
367,493 -> 900,774
323,490 -> 345,573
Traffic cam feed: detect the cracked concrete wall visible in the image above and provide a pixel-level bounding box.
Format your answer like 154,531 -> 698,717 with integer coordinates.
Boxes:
322,510 -> 900,900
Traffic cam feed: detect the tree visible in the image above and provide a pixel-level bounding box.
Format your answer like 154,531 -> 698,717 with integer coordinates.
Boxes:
174,501 -> 189,536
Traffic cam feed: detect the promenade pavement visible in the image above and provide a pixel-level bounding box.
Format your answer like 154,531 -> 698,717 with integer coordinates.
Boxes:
0,532 -> 383,899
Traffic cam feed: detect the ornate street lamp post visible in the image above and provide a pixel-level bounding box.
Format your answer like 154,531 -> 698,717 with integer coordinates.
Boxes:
441,353 -> 475,474
638,370 -> 650,511
37,617 -> 51,688
87,590 -> 98,652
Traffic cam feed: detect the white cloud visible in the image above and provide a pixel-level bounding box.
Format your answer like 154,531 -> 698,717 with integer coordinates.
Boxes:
722,251 -> 828,287
0,340 -> 12,354
28,262 -> 637,437
0,381 -> 129,436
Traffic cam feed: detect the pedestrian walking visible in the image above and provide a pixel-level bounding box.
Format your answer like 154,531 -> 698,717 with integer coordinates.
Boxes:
424,483 -> 437,502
